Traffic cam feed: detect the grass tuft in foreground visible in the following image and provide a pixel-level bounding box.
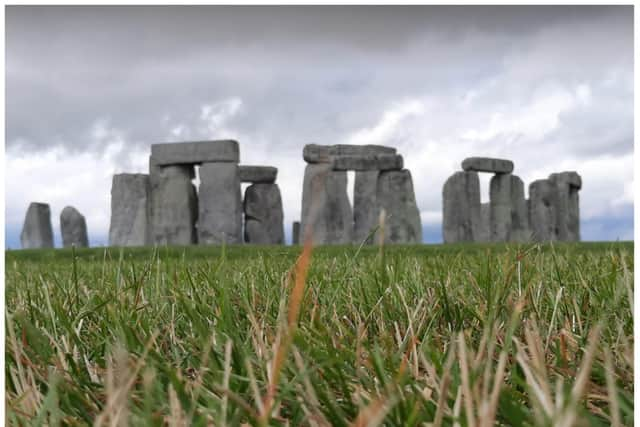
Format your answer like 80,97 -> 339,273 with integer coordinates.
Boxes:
5,242 -> 633,425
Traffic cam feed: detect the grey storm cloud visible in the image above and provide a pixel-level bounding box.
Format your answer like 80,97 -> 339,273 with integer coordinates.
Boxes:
5,5 -> 634,246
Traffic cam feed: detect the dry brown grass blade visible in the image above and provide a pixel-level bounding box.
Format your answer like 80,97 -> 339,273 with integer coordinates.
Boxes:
432,339 -> 457,427
350,395 -> 396,427
260,236 -> 313,425
458,332 -> 476,427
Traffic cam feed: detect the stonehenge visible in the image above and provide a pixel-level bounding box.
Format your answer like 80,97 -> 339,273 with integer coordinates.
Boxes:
442,157 -> 582,243
60,206 -> 89,248
300,143 -> 421,245
20,202 -> 54,249
109,140 -> 285,247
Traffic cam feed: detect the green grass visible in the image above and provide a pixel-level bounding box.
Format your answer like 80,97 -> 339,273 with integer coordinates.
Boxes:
5,241 -> 634,426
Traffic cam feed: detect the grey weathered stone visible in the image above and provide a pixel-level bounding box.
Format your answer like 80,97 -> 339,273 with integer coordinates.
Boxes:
149,159 -> 198,245
331,154 -> 403,171
60,206 -> 89,248
508,175 -> 531,242
292,221 -> 301,245
20,202 -> 54,249
462,157 -> 514,174
489,173 -> 530,242
238,165 -> 278,183
477,203 -> 491,242
151,140 -> 239,166
300,163 -> 353,244
549,172 -> 581,241
442,171 -> 481,243
489,173 -> 512,242
243,184 -> 284,244
303,144 -> 396,163
528,179 -> 557,242
109,174 -> 151,247
376,169 -> 422,244
198,162 -> 243,244
353,170 -> 379,244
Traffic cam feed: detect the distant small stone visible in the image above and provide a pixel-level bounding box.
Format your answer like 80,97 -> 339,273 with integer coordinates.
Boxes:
21,202 -> 54,249
60,206 -> 89,248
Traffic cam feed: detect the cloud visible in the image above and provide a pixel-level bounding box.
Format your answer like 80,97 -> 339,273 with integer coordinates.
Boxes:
5,6 -> 633,246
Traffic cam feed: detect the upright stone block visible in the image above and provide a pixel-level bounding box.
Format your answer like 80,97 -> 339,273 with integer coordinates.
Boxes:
528,179 -> 557,242
376,169 -> 422,244
549,172 -> 581,242
244,184 -> 284,245
477,203 -> 490,242
442,171 -> 481,243
149,159 -> 198,245
109,174 -> 151,247
353,170 -> 380,244
300,163 -> 353,245
508,175 -> 531,242
20,202 -> 54,249
60,206 -> 89,248
292,221 -> 301,245
198,162 -> 242,244
489,173 -> 512,242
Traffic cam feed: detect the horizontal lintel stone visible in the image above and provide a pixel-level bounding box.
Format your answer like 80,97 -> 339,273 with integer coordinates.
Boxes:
461,157 -> 514,174
238,165 -> 278,183
303,144 -> 396,163
151,140 -> 239,165
331,154 -> 403,171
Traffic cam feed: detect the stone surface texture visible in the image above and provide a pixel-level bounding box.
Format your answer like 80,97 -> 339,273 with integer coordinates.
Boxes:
489,174 -> 530,242
238,165 -> 278,183
442,171 -> 481,243
20,202 -> 54,249
60,206 -> 89,248
292,221 -> 301,245
461,157 -> 514,174
244,184 -> 284,244
331,154 -> 403,171
528,179 -> 558,242
151,140 -> 239,165
198,162 -> 243,244
300,163 -> 353,244
376,169 -> 422,244
303,144 -> 396,163
109,174 -> 151,246
353,170 -> 380,244
549,172 -> 581,242
477,203 -> 491,242
149,160 -> 198,245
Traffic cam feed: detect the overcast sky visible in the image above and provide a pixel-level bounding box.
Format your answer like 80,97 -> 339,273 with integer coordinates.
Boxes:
5,5 -> 634,247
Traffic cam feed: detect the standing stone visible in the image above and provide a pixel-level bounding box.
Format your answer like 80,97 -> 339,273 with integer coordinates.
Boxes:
244,184 -> 284,245
376,170 -> 422,244
528,179 -> 557,242
489,173 -> 512,242
20,202 -> 54,249
149,159 -> 198,245
109,174 -> 151,246
300,163 -> 353,245
477,203 -> 490,242
353,170 -> 380,244
442,171 -> 481,243
60,206 -> 89,248
508,175 -> 531,242
549,172 -> 581,242
292,221 -> 301,245
198,162 -> 242,244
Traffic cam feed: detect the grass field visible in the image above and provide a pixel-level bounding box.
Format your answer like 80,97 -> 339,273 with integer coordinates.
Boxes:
5,241 -> 634,426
